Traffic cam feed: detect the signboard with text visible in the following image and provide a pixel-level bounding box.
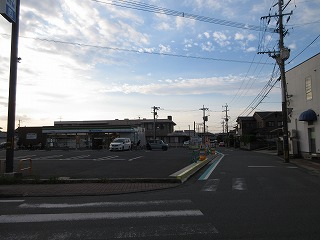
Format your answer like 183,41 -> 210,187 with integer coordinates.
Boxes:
0,0 -> 16,23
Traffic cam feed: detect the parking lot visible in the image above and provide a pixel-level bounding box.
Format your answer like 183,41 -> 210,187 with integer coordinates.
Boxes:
0,148 -> 195,179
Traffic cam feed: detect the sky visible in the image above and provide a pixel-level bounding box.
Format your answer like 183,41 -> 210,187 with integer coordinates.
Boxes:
0,0 -> 319,133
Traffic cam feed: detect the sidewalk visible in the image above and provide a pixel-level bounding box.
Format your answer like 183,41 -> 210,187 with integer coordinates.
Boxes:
255,149 -> 320,176
290,158 -> 320,176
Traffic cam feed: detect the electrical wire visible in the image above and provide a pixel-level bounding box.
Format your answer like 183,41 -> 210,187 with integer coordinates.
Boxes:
91,0 -> 275,32
287,33 -> 320,65
4,33 -> 274,65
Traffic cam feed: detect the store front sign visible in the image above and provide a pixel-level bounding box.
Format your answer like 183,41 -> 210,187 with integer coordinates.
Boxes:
0,0 -> 16,23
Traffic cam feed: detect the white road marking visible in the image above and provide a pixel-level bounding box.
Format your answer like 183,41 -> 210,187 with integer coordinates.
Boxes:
19,199 -> 193,209
94,156 -> 126,161
0,210 -> 203,223
64,155 -> 90,160
201,179 -> 220,192
16,155 -> 37,159
198,153 -> 224,180
114,223 -> 219,238
33,155 -> 63,160
232,178 -> 247,191
248,166 -> 276,168
128,156 -> 143,161
0,200 -> 25,203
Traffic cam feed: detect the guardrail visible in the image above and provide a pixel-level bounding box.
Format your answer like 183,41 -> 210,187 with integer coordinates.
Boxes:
18,158 -> 32,175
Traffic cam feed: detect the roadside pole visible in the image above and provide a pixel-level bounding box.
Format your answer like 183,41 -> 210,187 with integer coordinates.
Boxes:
3,0 -> 20,173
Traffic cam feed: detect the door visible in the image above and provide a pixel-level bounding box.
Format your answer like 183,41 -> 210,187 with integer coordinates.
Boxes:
308,127 -> 316,153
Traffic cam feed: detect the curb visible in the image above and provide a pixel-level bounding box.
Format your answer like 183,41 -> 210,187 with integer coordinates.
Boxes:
170,155 -> 215,182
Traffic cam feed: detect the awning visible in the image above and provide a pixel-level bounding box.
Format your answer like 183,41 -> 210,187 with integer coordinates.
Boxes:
298,109 -> 318,122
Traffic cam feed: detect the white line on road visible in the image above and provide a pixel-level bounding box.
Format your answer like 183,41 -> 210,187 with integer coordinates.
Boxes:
201,179 -> 220,192
19,199 -> 193,209
94,156 -> 126,161
0,200 -> 25,203
198,153 -> 224,180
114,223 -> 219,238
0,210 -> 203,223
128,156 -> 143,161
64,155 -> 91,160
232,178 -> 247,191
248,166 -> 277,168
33,155 -> 63,160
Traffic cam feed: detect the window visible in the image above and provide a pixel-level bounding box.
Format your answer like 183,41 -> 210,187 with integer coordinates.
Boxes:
305,76 -> 312,100
267,121 -> 275,127
278,121 -> 283,127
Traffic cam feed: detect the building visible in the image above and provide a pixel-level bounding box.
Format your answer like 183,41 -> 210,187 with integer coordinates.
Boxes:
286,53 -> 320,158
17,116 -> 176,149
236,111 -> 283,150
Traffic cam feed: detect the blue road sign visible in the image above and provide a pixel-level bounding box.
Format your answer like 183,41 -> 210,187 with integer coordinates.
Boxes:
0,0 -> 16,23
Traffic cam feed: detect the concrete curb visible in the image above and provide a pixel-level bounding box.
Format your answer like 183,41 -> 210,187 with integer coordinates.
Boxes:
170,155 -> 215,182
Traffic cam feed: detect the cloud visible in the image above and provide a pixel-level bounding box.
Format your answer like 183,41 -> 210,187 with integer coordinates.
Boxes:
159,44 -> 171,53
98,75 -> 257,96
213,31 -> 231,47
201,42 -> 214,52
204,32 -> 210,39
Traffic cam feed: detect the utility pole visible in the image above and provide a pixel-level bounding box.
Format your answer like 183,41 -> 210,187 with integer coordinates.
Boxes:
200,105 -> 209,144
5,0 -> 20,173
221,120 -> 225,134
222,104 -> 229,146
152,106 -> 160,139
259,0 -> 292,163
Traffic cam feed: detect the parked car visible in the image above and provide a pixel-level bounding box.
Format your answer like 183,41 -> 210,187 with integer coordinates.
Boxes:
109,138 -> 132,151
146,139 -> 169,151
0,142 -> 8,149
218,141 -> 225,147
183,141 -> 189,147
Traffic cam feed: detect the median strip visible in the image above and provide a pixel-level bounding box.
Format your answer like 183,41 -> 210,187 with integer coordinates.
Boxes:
170,158 -> 211,182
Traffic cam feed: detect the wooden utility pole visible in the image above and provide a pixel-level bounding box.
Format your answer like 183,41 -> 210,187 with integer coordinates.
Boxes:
200,105 -> 209,144
222,104 -> 229,146
259,0 -> 292,163
152,106 -> 160,139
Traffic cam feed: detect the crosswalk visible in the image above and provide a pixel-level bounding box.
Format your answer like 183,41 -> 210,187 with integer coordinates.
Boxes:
12,154 -> 131,161
0,199 -> 219,239
201,177 -> 248,192
200,175 -> 320,192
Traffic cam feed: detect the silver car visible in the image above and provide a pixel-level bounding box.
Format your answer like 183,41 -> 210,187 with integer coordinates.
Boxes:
146,139 -> 169,151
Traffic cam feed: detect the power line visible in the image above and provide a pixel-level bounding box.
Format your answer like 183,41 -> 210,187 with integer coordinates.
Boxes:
92,0 -> 275,32
2,33 -> 274,65
287,34 -> 320,65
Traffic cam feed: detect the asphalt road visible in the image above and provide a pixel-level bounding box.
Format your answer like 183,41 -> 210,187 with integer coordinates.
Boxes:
0,148 -> 195,179
1,148 -> 320,239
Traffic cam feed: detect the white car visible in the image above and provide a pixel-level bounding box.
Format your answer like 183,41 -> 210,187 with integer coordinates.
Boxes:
109,138 -> 132,151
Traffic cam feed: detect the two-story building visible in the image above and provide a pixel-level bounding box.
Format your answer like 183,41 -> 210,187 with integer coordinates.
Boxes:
286,53 -> 319,159
236,111 -> 283,150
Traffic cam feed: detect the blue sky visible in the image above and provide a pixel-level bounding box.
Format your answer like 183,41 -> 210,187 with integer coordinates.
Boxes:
0,0 -> 319,133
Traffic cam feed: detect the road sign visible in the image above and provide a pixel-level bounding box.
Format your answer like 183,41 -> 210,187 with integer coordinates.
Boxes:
0,0 -> 16,23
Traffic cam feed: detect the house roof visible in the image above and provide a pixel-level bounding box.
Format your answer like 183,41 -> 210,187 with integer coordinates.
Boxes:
253,111 -> 282,120
236,116 -> 255,122
54,118 -> 176,127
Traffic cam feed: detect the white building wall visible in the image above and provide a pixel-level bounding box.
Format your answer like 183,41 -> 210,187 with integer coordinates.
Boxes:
286,53 -> 320,158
